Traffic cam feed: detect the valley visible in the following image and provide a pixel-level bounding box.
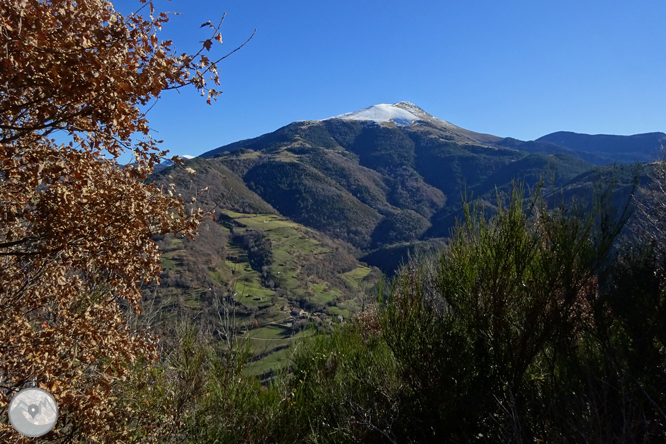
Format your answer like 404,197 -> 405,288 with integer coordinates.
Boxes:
142,101 -> 663,380
144,204 -> 379,377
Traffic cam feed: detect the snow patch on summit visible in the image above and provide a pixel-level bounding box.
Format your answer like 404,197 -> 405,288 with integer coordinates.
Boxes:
321,101 -> 459,128
324,103 -> 422,125
319,101 -> 502,144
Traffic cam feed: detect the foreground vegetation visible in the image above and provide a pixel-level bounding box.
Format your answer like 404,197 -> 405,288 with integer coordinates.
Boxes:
115,181 -> 666,443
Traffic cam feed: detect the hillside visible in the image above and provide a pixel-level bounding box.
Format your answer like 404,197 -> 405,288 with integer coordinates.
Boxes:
144,156 -> 277,215
142,160 -> 380,375
143,209 -> 380,375
201,119 -> 451,248
495,137 -> 611,166
195,103 -> 601,252
537,131 -> 666,164
550,162 -> 655,215
139,102 -> 666,277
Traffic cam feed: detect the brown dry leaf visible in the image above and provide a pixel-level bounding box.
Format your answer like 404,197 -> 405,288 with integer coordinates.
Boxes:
0,0 -> 222,441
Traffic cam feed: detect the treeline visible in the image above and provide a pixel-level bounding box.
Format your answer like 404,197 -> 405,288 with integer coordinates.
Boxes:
115,182 -> 666,443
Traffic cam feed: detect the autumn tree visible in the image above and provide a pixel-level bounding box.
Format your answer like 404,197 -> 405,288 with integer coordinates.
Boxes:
0,0 -> 251,441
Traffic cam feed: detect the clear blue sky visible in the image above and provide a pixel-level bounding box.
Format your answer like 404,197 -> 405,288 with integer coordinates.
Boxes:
110,0 -> 666,162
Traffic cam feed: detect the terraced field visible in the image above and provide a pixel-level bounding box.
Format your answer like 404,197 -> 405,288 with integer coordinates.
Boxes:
220,210 -> 342,303
343,265 -> 372,287
154,210 -> 380,377
244,328 -> 316,377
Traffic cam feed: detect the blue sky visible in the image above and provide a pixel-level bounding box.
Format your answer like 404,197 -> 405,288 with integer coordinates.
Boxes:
110,0 -> 666,162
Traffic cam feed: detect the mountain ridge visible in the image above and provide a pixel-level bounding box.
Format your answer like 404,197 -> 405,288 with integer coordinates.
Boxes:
150,101 -> 662,271
536,131 -> 666,164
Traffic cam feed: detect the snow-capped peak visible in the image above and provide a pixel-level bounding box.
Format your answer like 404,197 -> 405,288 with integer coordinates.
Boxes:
319,102 -> 502,144
181,155 -> 195,159
324,103 -> 417,125
321,101 -> 450,127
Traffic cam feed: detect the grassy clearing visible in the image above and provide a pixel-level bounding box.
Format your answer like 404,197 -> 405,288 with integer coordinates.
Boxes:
247,334 -> 295,365
278,232 -> 321,255
248,325 -> 291,339
235,278 -> 275,300
220,210 -> 300,231
342,265 -> 372,288
240,214 -> 301,231
221,209 -> 247,218
327,306 -> 351,319
272,268 -> 302,296
244,328 -> 317,376
326,299 -> 361,319
244,346 -> 294,377
267,227 -> 324,297
223,252 -> 276,307
160,255 -> 178,271
156,208 -> 379,382
159,237 -> 184,253
208,262 -> 232,284
159,238 -> 185,270
255,308 -> 290,325
311,283 -> 340,305
227,150 -> 262,161
343,265 -> 372,281
312,291 -> 339,306
311,246 -> 331,254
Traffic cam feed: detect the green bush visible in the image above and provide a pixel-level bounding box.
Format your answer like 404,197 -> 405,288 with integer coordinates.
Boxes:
374,180 -> 666,443
121,179 -> 666,443
275,323 -> 399,443
116,321 -> 280,443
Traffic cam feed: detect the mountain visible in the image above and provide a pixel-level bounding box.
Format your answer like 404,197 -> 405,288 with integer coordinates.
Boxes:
536,131 -> 666,164
422,151 -> 599,239
196,102 -> 604,253
138,102 -> 661,375
145,156 -> 277,215
151,102 -> 662,271
322,101 -> 502,145
494,137 -> 612,166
